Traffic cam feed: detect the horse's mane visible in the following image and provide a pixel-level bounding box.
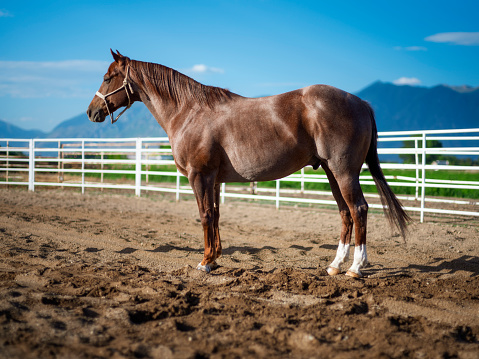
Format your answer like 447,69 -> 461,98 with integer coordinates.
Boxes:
130,60 -> 235,108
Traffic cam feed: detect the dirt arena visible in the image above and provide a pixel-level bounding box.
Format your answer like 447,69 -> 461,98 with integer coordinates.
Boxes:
0,188 -> 478,358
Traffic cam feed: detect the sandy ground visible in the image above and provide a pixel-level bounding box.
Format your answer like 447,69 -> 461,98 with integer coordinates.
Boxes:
0,187 -> 478,359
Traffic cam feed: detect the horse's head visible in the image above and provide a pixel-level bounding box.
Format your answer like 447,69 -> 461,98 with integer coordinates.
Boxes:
87,50 -> 135,124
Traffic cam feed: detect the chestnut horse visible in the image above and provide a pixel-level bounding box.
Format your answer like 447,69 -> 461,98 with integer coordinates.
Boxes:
87,50 -> 409,277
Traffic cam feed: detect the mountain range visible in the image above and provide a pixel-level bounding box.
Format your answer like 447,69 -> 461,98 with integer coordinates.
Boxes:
1,81 -> 478,139
356,82 -> 479,132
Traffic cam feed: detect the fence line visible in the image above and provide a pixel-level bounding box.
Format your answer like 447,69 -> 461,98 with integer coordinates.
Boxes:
1,128 -> 478,223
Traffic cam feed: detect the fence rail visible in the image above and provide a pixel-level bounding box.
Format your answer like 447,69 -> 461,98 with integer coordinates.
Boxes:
1,128 -> 479,223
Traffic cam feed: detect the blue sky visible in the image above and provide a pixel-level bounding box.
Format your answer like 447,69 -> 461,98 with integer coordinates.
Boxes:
1,0 -> 478,132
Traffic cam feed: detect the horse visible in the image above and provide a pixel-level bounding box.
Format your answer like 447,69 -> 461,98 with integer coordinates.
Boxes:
87,50 -> 410,278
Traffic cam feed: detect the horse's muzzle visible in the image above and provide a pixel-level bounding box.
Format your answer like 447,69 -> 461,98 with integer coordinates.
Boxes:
87,107 -> 106,123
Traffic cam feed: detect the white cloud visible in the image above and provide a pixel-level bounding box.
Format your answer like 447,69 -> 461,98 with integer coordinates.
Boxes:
393,77 -> 422,86
425,32 -> 479,46
394,46 -> 427,51
185,64 -> 224,74
0,60 -> 109,72
0,9 -> 13,17
0,60 -> 109,98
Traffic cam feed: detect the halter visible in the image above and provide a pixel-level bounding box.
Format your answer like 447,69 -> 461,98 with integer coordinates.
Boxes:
95,66 -> 134,124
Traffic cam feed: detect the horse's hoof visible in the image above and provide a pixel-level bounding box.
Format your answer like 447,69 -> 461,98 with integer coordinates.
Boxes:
327,267 -> 341,276
345,270 -> 362,278
196,261 -> 218,273
196,262 -> 212,273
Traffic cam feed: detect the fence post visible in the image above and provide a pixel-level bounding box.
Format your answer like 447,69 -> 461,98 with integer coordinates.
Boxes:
276,179 -> 280,209
81,140 -> 85,194
100,151 -> 104,191
414,138 -> 419,200
221,183 -> 226,204
6,140 -> 9,184
301,167 -> 305,194
28,139 -> 35,191
60,142 -> 65,187
176,170 -> 181,202
57,141 -> 61,183
420,133 -> 427,223
145,143 -> 149,185
135,138 -> 142,197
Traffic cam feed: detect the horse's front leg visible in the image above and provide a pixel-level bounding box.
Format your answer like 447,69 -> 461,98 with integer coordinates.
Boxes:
189,171 -> 218,273
213,183 -> 222,259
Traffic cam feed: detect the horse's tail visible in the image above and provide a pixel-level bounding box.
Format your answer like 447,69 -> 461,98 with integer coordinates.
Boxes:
364,102 -> 411,238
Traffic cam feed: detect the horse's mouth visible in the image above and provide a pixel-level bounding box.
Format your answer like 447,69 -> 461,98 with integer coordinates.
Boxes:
88,108 -> 106,123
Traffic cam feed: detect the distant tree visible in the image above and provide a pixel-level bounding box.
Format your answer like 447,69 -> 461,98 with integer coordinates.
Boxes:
0,145 -> 25,158
400,137 -> 479,165
400,137 -> 443,164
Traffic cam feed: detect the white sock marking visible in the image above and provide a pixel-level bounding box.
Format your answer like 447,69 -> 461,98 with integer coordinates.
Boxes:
329,240 -> 350,271
348,244 -> 368,275
196,262 -> 211,273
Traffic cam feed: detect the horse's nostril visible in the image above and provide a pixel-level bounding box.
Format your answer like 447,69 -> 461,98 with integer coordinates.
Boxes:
87,108 -> 92,118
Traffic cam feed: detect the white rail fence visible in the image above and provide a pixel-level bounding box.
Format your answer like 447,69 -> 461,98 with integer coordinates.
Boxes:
1,128 -> 478,223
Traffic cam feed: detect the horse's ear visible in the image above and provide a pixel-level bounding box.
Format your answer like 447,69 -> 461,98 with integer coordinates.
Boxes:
111,49 -> 128,63
111,48 -> 122,63
110,49 -> 129,72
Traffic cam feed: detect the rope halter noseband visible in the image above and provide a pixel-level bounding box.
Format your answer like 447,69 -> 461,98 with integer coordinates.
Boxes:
95,66 -> 134,124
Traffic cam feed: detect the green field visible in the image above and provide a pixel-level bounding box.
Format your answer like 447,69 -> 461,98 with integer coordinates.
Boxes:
1,150 -> 477,199
76,164 -> 478,200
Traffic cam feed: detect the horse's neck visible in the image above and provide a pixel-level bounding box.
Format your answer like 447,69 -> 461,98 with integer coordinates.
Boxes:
137,88 -> 183,135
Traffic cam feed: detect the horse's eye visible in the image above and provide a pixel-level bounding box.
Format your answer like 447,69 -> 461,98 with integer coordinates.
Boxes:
104,77 -> 111,84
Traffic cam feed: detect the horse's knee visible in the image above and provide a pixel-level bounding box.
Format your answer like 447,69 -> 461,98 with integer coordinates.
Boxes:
352,202 -> 368,221
200,208 -> 214,228
360,202 -> 368,212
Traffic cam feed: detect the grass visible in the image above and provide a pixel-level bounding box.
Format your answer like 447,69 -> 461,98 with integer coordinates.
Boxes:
373,169 -> 479,199
228,168 -> 479,199
5,160 -> 476,200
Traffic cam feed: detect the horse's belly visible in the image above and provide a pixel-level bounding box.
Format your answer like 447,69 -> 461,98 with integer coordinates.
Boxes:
219,147 -> 311,183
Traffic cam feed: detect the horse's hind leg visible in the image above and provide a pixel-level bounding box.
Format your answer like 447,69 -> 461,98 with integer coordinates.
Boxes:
334,172 -> 369,278
213,183 -> 222,259
324,166 -> 353,275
